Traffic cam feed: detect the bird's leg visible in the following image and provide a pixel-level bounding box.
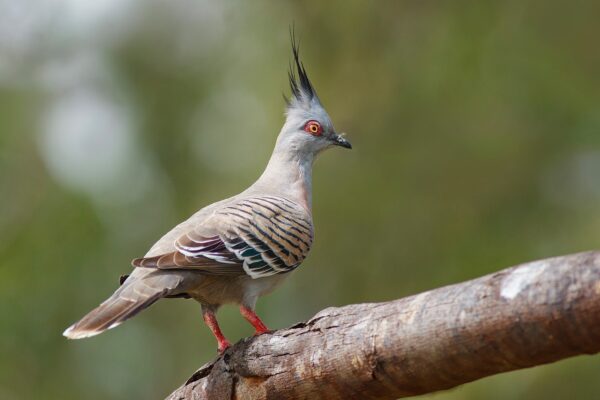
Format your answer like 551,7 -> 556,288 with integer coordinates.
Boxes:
239,305 -> 270,335
202,307 -> 230,353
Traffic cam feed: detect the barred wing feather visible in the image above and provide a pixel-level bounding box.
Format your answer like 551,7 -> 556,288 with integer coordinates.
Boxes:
132,196 -> 313,279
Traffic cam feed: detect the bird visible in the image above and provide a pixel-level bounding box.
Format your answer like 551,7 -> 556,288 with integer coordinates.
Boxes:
63,33 -> 351,353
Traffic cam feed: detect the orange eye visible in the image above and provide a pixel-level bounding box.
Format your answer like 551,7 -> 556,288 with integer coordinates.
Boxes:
304,120 -> 323,136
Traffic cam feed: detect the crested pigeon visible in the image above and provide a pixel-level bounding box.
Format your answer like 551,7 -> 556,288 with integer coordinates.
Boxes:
63,35 -> 351,353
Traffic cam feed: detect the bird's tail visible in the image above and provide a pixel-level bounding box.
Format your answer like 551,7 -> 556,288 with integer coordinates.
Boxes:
63,272 -> 180,339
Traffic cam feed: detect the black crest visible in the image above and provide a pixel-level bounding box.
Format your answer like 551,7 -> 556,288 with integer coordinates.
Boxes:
286,29 -> 317,106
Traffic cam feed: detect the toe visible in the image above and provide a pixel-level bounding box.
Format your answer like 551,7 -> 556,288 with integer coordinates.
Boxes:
217,340 -> 231,354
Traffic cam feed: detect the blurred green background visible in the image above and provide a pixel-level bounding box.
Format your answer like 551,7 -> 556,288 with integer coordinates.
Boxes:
2,0 -> 600,399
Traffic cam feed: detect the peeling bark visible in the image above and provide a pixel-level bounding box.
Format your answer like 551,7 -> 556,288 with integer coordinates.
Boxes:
167,251 -> 600,400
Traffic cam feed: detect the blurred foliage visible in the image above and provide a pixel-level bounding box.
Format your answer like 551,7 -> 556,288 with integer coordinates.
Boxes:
1,0 -> 600,399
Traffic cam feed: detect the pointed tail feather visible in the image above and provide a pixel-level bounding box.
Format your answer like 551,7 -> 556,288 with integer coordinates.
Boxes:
63,272 -> 181,339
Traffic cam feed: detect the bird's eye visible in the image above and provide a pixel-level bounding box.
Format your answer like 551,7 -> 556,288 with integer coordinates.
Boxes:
304,120 -> 323,136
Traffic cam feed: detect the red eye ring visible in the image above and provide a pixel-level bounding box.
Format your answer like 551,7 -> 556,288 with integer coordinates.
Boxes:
304,120 -> 323,136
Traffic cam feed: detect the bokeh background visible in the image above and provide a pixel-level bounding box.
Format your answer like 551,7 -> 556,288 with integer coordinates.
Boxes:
2,1 -> 600,399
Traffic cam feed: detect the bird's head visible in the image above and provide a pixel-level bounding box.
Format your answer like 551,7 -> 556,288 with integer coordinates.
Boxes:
277,35 -> 351,157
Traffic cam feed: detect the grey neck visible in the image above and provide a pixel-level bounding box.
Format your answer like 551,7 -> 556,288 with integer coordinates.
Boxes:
249,140 -> 314,211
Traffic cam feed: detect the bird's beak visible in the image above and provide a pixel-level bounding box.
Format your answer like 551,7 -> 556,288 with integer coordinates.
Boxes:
332,133 -> 352,149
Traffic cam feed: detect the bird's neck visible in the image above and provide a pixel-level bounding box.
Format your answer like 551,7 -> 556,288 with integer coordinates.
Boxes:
251,145 -> 314,211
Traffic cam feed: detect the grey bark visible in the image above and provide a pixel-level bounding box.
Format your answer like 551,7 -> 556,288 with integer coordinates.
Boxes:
167,251 -> 600,400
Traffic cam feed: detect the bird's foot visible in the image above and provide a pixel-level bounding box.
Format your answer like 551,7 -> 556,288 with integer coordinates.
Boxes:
240,305 -> 271,336
203,308 -> 231,354
253,327 -> 272,336
217,338 -> 231,354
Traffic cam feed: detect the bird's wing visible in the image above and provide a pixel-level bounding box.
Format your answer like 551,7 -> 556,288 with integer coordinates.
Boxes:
132,196 -> 313,279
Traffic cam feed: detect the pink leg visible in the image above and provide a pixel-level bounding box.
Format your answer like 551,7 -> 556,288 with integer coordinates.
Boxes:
202,309 -> 231,353
240,305 -> 270,335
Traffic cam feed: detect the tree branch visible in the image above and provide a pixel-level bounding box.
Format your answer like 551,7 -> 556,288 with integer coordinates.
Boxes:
166,251 -> 600,400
